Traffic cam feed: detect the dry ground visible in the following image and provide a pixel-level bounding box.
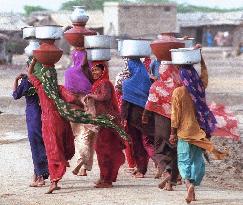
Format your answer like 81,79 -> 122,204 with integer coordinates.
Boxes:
0,48 -> 243,204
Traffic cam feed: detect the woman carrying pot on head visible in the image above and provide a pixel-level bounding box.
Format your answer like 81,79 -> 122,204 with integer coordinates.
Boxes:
121,58 -> 154,178
83,61 -> 125,188
142,60 -> 182,191
64,49 -> 97,177
169,46 -> 227,203
28,58 -> 80,194
115,57 -> 137,173
13,68 -> 49,187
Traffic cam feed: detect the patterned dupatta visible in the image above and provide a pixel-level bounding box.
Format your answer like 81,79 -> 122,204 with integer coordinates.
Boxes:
179,65 -> 217,134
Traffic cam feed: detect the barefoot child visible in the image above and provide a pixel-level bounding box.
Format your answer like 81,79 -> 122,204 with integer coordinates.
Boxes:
13,72 -> 49,187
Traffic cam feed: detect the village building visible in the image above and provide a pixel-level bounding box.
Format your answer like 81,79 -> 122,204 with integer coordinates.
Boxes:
177,11 -> 243,49
103,2 -> 177,39
0,12 -> 27,63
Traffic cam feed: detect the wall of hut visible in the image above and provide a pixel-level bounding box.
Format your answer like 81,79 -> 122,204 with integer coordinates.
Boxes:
104,2 -> 177,39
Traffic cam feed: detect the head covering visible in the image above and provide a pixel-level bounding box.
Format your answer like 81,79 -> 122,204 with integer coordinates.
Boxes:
150,59 -> 161,79
145,62 -> 182,118
91,61 -> 119,112
115,57 -> 130,91
143,57 -> 152,72
64,50 -> 92,94
122,58 -> 152,108
179,65 -> 217,134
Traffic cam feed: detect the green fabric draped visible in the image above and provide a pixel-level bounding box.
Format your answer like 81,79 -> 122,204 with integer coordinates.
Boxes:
31,61 -> 129,141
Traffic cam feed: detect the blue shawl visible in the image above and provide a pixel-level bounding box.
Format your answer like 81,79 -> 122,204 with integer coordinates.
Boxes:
122,59 -> 152,108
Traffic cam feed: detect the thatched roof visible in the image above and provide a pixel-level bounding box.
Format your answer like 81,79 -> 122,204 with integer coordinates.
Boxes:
51,10 -> 103,29
178,11 -> 243,27
0,13 -> 27,31
25,10 -> 103,29
0,33 -> 9,40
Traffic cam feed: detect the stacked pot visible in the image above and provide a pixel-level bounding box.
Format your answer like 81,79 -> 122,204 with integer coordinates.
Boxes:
64,6 -> 96,49
150,32 -> 185,61
177,37 -> 195,48
22,26 -> 40,57
84,35 -> 112,61
118,39 -> 152,58
33,25 -> 64,68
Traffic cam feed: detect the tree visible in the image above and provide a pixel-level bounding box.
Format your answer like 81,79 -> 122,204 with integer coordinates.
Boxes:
60,0 -> 243,12
60,0 -> 126,11
24,5 -> 47,16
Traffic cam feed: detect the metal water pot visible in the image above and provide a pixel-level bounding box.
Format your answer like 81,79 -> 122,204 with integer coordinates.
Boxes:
170,48 -> 201,64
84,35 -> 111,49
118,39 -> 152,57
22,26 -> 35,39
35,25 -> 63,39
70,6 -> 89,24
87,49 -> 111,61
177,37 -> 195,48
24,40 -> 40,57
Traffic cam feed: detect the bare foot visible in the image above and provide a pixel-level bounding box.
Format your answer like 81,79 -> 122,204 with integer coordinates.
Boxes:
133,172 -> 144,178
154,168 -> 162,179
131,169 -> 138,175
72,165 -> 81,176
94,179 -> 103,185
177,177 -> 183,185
29,174 -> 37,187
77,169 -> 87,176
163,182 -> 174,191
125,167 -> 137,173
94,182 -> 113,188
158,172 -> 171,189
36,176 -> 45,187
45,182 -> 61,194
185,184 -> 195,204
72,160 -> 84,175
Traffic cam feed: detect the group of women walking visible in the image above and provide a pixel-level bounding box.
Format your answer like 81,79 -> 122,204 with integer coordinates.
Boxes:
13,44 -> 234,203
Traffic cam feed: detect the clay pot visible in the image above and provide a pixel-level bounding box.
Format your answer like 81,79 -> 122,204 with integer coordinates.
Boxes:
150,33 -> 185,61
64,24 -> 96,48
33,39 -> 63,68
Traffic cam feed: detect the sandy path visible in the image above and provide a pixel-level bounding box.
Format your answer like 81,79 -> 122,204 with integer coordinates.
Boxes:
1,141 -> 243,205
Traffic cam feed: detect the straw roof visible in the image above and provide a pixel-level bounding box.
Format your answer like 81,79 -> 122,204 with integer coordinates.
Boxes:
178,11 -> 243,27
50,10 -> 103,28
0,12 -> 27,31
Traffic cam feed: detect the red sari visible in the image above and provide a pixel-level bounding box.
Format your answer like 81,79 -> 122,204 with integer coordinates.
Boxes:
91,61 -> 125,183
29,74 -> 75,182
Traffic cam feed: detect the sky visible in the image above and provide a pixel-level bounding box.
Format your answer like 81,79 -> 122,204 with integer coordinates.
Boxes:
0,0 -> 243,13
